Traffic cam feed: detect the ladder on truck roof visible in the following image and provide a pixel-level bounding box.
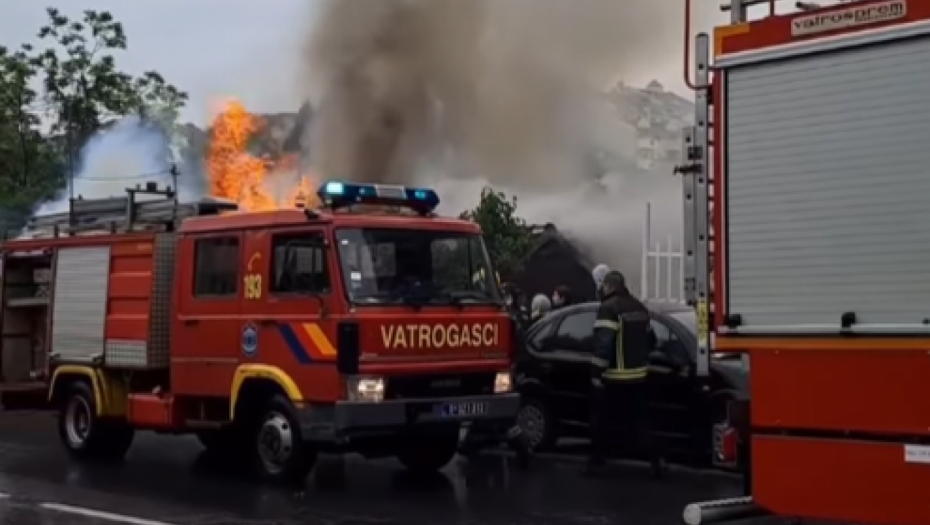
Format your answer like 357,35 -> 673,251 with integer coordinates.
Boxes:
21,182 -> 239,238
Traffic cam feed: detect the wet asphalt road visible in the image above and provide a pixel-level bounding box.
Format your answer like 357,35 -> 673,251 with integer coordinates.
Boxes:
0,412 -> 790,525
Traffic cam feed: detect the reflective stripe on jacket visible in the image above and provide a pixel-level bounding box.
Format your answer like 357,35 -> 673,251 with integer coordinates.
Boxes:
591,293 -> 652,382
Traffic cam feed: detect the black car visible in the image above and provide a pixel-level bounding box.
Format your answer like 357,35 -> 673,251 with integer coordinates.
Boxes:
513,301 -> 748,466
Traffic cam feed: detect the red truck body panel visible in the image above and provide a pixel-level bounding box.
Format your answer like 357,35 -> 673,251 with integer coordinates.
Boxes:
712,2 -> 930,523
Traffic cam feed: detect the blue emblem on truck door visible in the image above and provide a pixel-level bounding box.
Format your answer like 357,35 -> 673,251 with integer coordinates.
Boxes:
242,323 -> 259,358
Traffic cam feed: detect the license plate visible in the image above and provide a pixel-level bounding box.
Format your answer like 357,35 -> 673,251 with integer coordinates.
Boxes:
440,402 -> 488,417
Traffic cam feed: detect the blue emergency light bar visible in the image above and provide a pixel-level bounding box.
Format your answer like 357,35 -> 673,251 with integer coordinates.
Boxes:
316,180 -> 440,215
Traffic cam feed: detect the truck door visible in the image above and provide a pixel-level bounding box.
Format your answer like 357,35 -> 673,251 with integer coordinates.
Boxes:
241,227 -> 334,381
173,233 -> 243,396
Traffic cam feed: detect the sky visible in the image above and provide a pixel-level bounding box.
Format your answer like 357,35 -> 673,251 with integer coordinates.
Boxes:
0,1 -> 830,126
1,0 -> 319,124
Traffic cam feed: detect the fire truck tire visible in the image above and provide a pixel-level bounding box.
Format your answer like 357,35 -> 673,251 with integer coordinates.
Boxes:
246,394 -> 316,485
58,381 -> 135,461
395,428 -> 459,473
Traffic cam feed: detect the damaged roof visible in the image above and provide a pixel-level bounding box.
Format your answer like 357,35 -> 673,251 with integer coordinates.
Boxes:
523,223 -> 595,270
510,223 -> 600,303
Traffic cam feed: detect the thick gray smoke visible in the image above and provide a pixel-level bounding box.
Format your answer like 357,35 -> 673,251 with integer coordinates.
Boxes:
33,116 -> 201,216
301,0 -> 712,295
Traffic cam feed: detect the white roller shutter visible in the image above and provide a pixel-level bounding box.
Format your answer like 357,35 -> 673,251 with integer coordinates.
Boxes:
52,247 -> 111,361
724,35 -> 930,332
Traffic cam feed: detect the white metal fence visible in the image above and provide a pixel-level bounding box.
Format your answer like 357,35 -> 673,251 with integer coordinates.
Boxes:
640,202 -> 685,304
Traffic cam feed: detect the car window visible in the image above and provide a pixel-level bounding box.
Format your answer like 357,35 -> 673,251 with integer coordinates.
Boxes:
653,318 -> 690,362
555,311 -> 596,351
527,321 -> 553,350
668,311 -> 696,336
650,319 -> 672,346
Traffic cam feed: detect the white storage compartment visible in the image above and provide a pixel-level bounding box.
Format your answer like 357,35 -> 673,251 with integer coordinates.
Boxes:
722,33 -> 930,333
51,247 -> 111,361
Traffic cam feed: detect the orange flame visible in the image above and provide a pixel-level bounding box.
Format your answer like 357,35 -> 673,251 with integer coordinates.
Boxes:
207,99 -> 317,212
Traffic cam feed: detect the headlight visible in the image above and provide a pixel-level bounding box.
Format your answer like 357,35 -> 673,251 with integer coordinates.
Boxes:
346,376 -> 385,402
494,371 -> 512,393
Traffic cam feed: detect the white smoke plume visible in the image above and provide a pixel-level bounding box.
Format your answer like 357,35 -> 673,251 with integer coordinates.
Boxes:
300,0 -> 713,294
32,116 -> 200,216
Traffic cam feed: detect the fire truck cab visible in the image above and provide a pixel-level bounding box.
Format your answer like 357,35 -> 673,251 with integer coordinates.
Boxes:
0,180 -> 518,484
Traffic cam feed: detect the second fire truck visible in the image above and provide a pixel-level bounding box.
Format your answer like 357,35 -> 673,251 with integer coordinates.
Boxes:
678,1 -> 930,524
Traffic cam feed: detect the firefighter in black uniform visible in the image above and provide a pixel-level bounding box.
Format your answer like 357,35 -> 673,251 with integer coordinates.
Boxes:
586,270 -> 667,477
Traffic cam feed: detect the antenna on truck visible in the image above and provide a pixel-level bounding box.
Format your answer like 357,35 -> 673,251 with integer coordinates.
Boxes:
24,182 -> 239,238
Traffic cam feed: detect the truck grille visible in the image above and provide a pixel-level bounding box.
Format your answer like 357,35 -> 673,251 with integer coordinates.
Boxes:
385,372 -> 495,400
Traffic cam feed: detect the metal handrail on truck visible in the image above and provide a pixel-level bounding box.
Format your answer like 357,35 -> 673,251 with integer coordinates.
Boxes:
22,183 -> 238,238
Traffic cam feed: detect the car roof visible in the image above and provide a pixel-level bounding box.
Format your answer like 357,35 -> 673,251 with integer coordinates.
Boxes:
549,301 -> 692,316
644,301 -> 693,315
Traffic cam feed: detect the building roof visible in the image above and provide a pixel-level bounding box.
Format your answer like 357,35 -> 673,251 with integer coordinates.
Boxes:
522,223 -> 595,270
508,223 -> 600,303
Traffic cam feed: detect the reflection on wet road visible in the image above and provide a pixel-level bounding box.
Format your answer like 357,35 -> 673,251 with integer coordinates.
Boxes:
1,412 -> 789,525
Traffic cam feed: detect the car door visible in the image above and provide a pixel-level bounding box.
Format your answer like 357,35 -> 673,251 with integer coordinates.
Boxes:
540,308 -> 597,425
514,319 -> 556,397
648,315 -> 698,455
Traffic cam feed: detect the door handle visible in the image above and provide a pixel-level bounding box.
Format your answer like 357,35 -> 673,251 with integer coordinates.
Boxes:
259,319 -> 276,326
182,319 -> 199,326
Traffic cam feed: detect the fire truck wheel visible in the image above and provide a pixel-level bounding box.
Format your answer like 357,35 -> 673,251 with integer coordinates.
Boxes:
247,394 -> 316,485
395,428 -> 459,473
58,381 -> 135,461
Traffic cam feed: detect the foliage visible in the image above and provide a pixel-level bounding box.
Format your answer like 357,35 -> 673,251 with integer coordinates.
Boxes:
459,187 -> 534,279
0,7 -> 188,234
0,45 -> 62,233
31,8 -> 188,145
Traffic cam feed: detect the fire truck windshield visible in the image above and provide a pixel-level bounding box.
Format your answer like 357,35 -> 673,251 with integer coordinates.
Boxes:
335,228 -> 501,306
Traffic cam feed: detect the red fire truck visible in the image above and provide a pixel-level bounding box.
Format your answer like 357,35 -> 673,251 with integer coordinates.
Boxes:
678,1 -> 930,524
0,180 -> 518,484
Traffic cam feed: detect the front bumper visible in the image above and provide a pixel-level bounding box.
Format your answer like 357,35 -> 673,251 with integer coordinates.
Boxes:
298,393 -> 521,441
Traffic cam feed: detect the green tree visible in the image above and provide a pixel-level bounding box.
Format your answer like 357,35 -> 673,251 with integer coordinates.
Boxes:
0,45 -> 61,234
31,8 -> 188,148
0,7 -> 188,234
460,187 -> 534,279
